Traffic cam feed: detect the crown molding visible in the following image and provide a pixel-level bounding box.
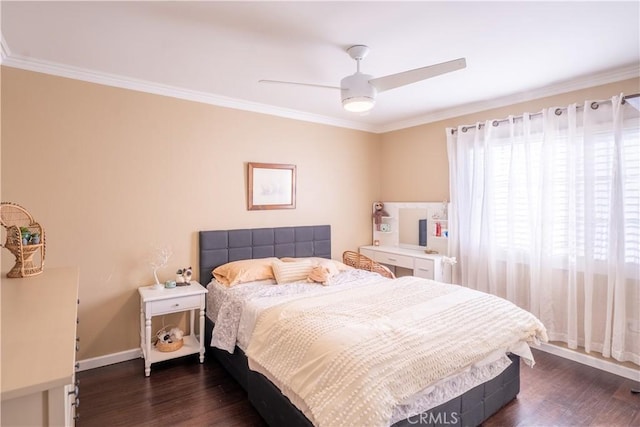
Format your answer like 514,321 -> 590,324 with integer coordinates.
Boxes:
379,64 -> 640,133
1,47 -> 637,134
1,52 -> 378,133
0,36 -> 11,65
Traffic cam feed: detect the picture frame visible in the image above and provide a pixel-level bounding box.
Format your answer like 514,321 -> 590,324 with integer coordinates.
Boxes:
247,162 -> 296,210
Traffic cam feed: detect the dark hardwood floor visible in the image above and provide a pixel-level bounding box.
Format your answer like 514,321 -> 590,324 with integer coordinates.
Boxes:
77,349 -> 639,427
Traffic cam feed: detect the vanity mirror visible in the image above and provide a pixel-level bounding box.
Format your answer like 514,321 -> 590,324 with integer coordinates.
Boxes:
399,207 -> 428,248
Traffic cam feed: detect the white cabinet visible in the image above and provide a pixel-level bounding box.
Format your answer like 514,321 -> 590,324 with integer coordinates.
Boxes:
1,267 -> 79,426
360,245 -> 444,281
414,258 -> 436,279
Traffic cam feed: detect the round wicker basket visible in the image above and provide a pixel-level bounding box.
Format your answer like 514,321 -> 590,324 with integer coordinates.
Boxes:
155,338 -> 184,352
154,325 -> 184,352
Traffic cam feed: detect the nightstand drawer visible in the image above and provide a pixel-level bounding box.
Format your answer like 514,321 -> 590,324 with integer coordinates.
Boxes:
414,258 -> 434,279
149,294 -> 201,315
374,252 -> 413,269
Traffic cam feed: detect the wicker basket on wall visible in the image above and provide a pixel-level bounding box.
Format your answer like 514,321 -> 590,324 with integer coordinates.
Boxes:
0,202 -> 46,278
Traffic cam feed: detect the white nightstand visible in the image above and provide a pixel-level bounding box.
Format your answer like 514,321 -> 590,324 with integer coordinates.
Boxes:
138,281 -> 208,376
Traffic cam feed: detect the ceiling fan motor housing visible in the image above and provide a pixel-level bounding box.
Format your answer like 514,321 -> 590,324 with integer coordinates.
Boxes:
341,72 -> 376,112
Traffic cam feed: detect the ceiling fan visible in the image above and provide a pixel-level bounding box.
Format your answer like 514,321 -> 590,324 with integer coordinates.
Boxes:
259,45 -> 466,113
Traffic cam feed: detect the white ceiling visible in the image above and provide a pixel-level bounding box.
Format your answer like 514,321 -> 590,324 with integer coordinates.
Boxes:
1,1 -> 639,133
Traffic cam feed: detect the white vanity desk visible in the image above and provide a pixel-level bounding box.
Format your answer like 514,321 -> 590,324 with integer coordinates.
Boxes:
363,201 -> 452,282
359,245 -> 446,282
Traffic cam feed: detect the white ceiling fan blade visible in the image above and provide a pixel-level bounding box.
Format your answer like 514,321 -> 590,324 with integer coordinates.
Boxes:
370,58 -> 466,92
258,80 -> 340,90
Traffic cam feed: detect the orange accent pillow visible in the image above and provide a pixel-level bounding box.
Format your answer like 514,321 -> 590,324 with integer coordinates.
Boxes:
213,257 -> 277,286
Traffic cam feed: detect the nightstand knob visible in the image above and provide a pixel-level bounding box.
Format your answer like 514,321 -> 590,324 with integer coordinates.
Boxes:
173,303 -> 180,307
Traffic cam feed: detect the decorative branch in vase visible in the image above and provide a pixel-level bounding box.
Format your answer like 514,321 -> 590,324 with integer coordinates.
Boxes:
148,245 -> 173,290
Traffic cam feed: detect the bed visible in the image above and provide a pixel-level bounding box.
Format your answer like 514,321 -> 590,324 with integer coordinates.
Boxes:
199,225 -> 545,427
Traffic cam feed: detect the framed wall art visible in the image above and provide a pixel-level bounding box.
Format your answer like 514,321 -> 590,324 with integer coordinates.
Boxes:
247,162 -> 296,210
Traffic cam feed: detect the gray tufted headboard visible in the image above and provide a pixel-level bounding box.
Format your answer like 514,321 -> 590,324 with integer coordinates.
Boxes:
198,225 -> 331,285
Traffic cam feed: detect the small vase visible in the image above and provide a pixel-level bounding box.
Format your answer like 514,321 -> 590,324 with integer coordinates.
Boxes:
31,235 -> 40,244
22,237 -> 29,245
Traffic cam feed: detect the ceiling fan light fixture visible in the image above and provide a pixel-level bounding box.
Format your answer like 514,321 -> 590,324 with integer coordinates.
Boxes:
342,96 -> 375,113
341,72 -> 377,113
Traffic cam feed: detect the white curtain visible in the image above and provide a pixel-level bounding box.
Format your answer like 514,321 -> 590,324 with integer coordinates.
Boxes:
447,94 -> 639,365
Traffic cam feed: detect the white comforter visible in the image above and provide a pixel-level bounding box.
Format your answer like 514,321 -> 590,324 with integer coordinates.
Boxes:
207,270 -> 547,426
246,275 -> 547,427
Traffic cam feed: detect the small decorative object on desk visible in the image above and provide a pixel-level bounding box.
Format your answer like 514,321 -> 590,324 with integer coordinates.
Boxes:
435,222 -> 442,237
176,269 -> 185,284
176,266 -> 192,286
148,245 -> 172,290
183,266 -> 192,283
155,326 -> 184,352
177,266 -> 192,286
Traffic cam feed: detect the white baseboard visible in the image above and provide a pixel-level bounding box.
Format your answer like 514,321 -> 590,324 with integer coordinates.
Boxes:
77,348 -> 141,372
78,342 -> 639,383
533,342 -> 640,382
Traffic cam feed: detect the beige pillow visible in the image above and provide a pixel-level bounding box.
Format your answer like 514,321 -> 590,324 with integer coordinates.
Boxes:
280,257 -> 352,272
272,259 -> 314,284
213,257 -> 277,286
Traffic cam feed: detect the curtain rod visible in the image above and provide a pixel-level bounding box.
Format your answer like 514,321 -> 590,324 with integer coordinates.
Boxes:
450,93 -> 640,135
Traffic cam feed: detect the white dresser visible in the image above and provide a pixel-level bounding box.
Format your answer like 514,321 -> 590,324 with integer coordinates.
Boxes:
360,245 -> 448,282
1,267 -> 79,426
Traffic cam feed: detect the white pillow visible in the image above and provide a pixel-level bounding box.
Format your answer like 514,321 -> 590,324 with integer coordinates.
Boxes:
280,257 -> 352,271
272,259 -> 314,284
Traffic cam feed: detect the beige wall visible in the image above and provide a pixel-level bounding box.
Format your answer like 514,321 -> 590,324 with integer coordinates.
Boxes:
380,77 -> 640,201
1,68 -> 381,359
2,65 -> 638,361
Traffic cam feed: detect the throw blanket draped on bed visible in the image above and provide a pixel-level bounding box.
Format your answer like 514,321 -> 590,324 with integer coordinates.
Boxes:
246,276 -> 548,427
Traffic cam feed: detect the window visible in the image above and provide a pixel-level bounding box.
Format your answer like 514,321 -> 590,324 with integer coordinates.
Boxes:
487,120 -> 639,265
